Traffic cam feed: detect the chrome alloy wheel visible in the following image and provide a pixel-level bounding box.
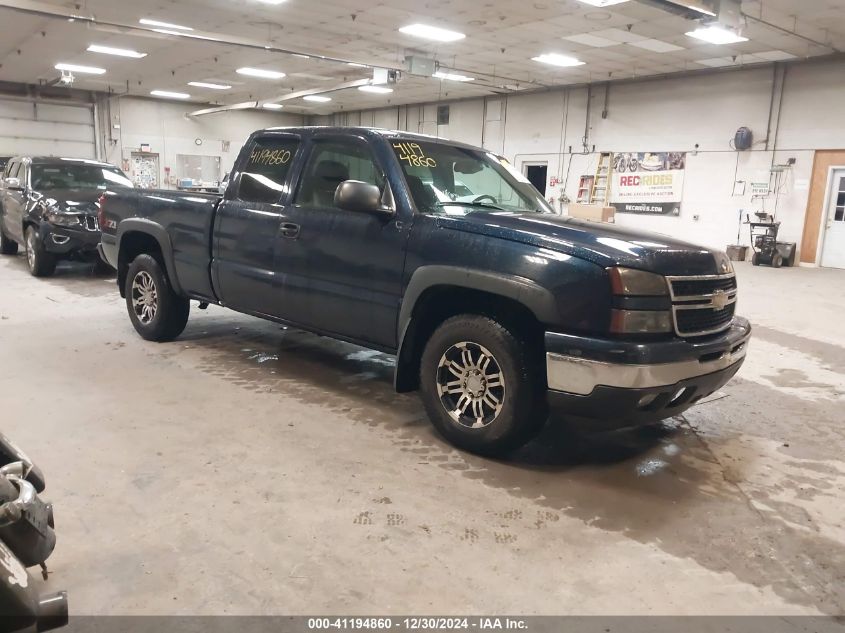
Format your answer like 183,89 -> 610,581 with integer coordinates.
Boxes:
25,231 -> 36,271
436,341 -> 506,429
131,271 -> 158,325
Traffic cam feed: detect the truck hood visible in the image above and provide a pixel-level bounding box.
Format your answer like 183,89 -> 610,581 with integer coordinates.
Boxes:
435,211 -> 731,276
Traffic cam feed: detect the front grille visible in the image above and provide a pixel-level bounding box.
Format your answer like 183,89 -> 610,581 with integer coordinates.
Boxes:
667,273 -> 738,337
670,276 -> 737,299
675,303 -> 736,337
84,216 -> 99,231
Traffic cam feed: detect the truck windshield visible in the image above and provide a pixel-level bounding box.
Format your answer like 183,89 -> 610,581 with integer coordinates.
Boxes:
390,140 -> 551,215
31,163 -> 133,190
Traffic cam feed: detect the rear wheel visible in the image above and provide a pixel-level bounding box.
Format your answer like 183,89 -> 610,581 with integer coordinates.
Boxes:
0,228 -> 17,255
25,226 -> 56,277
124,254 -> 190,342
419,315 -> 547,457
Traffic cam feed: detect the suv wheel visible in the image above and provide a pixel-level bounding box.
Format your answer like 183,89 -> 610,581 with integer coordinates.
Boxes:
125,254 -> 190,342
25,226 -> 56,277
0,229 -> 18,255
419,315 -> 547,456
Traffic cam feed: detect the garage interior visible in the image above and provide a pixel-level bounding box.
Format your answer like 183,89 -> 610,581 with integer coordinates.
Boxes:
0,0 -> 844,621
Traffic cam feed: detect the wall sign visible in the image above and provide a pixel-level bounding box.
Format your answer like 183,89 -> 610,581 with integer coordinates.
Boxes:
610,152 -> 686,216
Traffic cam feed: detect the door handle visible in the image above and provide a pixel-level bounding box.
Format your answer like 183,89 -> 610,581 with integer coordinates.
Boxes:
280,222 -> 300,239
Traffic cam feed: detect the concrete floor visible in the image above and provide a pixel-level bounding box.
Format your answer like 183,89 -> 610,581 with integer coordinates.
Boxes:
0,253 -> 843,616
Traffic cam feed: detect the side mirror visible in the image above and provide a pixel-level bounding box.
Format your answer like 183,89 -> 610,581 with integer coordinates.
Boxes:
335,180 -> 391,215
4,177 -> 21,190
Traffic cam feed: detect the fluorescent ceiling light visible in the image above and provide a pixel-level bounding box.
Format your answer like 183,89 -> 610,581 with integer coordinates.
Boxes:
576,0 -> 629,5
237,67 -> 286,79
398,24 -> 465,43
628,38 -> 684,52
263,103 -> 284,109
54,63 -> 106,74
188,81 -> 231,90
358,85 -> 393,94
686,25 -> 748,45
87,44 -> 147,58
433,71 -> 474,82
150,90 -> 191,99
347,62 -> 367,67
303,95 -> 331,102
139,18 -> 193,31
532,53 -> 585,68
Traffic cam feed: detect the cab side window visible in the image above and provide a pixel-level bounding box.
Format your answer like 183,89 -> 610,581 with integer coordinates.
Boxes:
295,140 -> 384,208
237,137 -> 300,204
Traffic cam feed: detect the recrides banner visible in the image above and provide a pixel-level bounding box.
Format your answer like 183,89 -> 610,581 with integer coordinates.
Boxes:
610,152 -> 686,216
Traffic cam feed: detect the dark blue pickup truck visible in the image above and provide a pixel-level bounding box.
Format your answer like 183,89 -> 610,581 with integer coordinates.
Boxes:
98,127 -> 750,456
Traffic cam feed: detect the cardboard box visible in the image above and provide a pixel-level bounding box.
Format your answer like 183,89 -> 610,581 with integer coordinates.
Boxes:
566,203 -> 616,223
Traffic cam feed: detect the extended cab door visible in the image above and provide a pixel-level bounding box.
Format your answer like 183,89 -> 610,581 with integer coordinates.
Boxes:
211,134 -> 302,317
2,161 -> 27,243
282,135 -> 410,350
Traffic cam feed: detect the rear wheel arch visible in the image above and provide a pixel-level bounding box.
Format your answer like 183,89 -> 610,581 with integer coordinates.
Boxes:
394,273 -> 549,393
116,222 -> 182,299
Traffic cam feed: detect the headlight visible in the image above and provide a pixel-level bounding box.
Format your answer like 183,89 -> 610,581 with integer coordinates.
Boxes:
607,267 -> 672,334
45,210 -> 82,227
607,267 -> 668,296
610,310 -> 673,334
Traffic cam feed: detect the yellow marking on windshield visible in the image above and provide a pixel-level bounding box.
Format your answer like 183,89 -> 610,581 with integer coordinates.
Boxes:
393,142 -> 437,168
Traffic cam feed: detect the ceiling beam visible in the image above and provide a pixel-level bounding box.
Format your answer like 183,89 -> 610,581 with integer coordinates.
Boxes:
189,78 -> 373,116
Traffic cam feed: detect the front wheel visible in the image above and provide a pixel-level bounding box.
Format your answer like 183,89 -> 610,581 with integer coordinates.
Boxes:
419,315 -> 547,457
125,254 -> 190,342
25,226 -> 56,277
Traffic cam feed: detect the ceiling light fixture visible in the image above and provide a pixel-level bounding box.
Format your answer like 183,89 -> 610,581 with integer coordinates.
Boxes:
139,18 -> 193,31
358,85 -> 393,94
576,0 -> 629,5
150,90 -> 191,99
87,44 -> 147,58
188,81 -> 232,90
398,24 -> 466,42
303,95 -> 331,102
54,63 -> 106,75
237,67 -> 286,79
532,53 -> 585,67
686,25 -> 748,45
433,71 -> 475,82
347,62 -> 368,67
263,103 -> 284,109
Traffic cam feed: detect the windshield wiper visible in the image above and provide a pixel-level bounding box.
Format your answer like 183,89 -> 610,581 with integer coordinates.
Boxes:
434,201 -> 506,211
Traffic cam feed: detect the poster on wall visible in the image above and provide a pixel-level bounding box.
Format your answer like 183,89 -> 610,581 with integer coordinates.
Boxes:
610,152 -> 686,216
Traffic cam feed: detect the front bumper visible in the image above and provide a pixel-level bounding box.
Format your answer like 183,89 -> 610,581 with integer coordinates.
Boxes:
40,221 -> 100,257
545,317 -> 751,425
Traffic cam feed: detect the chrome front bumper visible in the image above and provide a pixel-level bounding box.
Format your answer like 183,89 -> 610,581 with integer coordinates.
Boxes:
547,333 -> 749,396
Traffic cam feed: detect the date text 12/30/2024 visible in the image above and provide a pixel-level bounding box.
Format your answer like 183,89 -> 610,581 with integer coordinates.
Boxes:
308,618 -> 529,630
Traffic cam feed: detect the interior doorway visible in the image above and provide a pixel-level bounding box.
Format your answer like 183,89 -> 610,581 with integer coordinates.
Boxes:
821,167 -> 845,269
524,164 -> 548,196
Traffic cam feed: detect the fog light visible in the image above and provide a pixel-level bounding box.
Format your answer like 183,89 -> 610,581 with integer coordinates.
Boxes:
51,235 -> 70,245
638,393 -> 659,408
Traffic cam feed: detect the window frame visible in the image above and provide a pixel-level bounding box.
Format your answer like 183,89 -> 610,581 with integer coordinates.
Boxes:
234,133 -> 302,205
293,135 -> 391,211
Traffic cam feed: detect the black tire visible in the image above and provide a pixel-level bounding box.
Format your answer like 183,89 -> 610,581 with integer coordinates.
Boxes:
0,228 -> 18,255
124,254 -> 190,342
419,315 -> 547,457
751,252 -> 759,266
771,253 -> 783,268
24,226 -> 56,277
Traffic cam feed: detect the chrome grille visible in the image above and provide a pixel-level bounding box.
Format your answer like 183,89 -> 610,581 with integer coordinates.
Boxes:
84,216 -> 99,231
666,273 -> 737,337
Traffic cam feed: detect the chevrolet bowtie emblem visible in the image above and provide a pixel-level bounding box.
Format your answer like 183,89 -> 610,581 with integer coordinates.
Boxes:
712,290 -> 729,310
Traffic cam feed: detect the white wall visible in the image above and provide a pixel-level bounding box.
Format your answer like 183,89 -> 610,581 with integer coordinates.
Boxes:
317,58 -> 845,260
99,96 -> 304,188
